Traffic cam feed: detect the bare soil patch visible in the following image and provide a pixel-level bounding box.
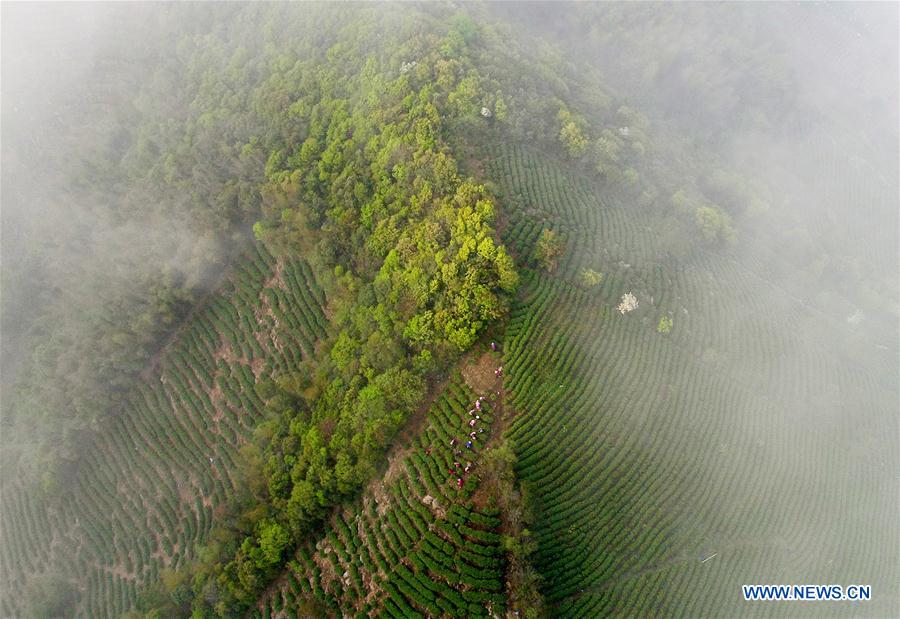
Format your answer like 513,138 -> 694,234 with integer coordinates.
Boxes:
461,349 -> 502,395
460,349 -> 520,511
262,260 -> 286,291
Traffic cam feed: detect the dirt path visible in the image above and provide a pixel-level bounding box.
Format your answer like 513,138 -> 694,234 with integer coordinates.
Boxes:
461,349 -> 503,395
257,369 -> 454,613
376,346 -> 505,508
369,371 -> 451,511
256,346 -> 514,614
460,347 -> 516,511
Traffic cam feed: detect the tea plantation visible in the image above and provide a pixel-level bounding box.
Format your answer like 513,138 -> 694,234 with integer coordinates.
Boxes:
0,246 -> 328,617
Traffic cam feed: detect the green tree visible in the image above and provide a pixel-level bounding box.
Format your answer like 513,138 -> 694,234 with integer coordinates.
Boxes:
535,229 -> 564,272
557,105 -> 589,157
256,522 -> 289,568
494,93 -> 508,122
657,315 -> 674,334
559,121 -> 588,157
579,268 -> 604,288
694,205 -> 736,245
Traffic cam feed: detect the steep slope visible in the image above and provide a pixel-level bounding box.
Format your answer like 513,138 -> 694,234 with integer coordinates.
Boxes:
256,133 -> 896,618
3,5 -> 895,618
3,6 -> 520,616
0,247 -> 328,617
255,364 -> 510,618
490,140 -> 897,616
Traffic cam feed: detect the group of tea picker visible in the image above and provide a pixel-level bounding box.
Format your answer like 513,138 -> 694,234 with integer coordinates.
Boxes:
440,341 -> 504,490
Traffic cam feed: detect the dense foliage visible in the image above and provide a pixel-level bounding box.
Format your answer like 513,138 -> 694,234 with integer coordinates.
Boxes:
4,3 -> 895,618
3,5 -> 520,617
253,377 -> 512,617
3,4 -> 260,488
112,7 -> 521,616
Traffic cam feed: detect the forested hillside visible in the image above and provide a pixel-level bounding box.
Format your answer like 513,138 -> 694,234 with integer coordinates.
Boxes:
4,4 -> 518,616
2,3 -> 896,618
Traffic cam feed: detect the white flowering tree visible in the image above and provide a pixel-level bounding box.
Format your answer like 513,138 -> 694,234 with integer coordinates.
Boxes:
617,292 -> 638,314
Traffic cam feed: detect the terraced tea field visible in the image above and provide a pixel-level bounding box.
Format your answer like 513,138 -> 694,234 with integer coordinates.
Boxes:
0,245 -> 328,618
490,142 -> 898,616
255,371 -> 508,618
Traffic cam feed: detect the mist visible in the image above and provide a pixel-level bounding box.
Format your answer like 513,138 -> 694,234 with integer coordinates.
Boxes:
1,3 -> 897,617
482,2 -> 899,614
2,3 -> 252,441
